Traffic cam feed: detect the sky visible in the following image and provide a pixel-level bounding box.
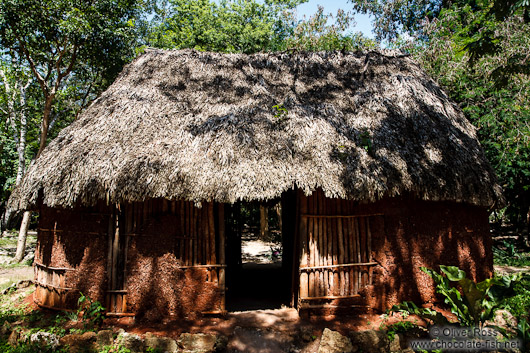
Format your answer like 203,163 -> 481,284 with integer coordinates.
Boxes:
295,0 -> 375,39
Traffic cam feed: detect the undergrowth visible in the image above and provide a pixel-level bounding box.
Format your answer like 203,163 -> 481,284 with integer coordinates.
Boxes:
493,240 -> 530,267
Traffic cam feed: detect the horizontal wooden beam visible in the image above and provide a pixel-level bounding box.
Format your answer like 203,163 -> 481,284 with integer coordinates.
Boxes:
34,262 -> 74,271
299,262 -> 378,271
300,294 -> 362,300
34,281 -> 74,292
105,312 -> 136,317
178,264 -> 227,269
301,304 -> 370,309
34,301 -> 75,312
301,213 -> 384,219
38,228 -> 103,236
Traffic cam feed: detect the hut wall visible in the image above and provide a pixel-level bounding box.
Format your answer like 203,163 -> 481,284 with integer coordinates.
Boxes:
35,205 -> 110,310
297,190 -> 492,313
35,199 -> 225,318
123,199 -> 224,321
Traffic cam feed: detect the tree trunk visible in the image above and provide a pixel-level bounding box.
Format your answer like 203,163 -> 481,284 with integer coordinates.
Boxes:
260,205 -> 269,240
37,96 -> 53,158
275,202 -> 282,232
15,82 -> 28,185
13,210 -> 31,263
13,79 -> 33,262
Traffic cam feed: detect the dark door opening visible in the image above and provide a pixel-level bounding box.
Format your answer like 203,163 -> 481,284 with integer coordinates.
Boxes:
225,190 -> 297,311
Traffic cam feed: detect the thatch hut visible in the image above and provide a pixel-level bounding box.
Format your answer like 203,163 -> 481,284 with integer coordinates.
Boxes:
9,49 -> 503,319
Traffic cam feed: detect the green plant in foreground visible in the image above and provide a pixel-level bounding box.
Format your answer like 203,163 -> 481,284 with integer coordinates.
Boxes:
493,240 -> 530,267
77,292 -> 106,329
385,320 -> 419,341
491,317 -> 530,351
389,266 -> 517,327
99,345 -> 132,353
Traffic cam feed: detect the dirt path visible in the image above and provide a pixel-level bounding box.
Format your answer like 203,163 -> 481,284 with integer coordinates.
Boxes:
494,264 -> 530,275
0,231 -> 36,290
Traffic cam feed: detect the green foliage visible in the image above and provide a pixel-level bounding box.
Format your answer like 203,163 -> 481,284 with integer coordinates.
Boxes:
147,0 -> 376,53
146,347 -> 163,353
492,317 -> 530,349
406,2 -> 530,229
359,129 -> 373,154
0,338 -> 68,353
349,0 -> 452,42
147,0 -> 305,53
284,6 -> 377,51
99,345 -> 132,353
493,240 -> 530,266
500,273 -> 530,319
77,292 -> 106,329
355,0 -> 530,230
0,298 -> 26,325
0,0 -> 145,84
0,0 -> 150,210
390,266 -> 517,327
385,320 -> 419,341
272,104 -> 288,125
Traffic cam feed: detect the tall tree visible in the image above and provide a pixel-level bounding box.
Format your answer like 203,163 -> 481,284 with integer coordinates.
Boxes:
350,0 -> 530,236
411,2 -> 530,238
147,0 -> 306,53
0,0 -> 147,261
284,5 -> 377,51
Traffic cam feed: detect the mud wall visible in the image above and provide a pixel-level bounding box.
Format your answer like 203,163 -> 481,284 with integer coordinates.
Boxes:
300,191 -> 492,312
36,204 -> 110,308
121,200 -> 222,321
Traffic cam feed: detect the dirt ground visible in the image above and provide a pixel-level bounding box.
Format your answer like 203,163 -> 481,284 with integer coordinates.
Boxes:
0,231 -> 36,291
2,229 -> 529,352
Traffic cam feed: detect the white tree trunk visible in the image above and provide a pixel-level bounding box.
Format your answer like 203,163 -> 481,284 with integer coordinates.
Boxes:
13,210 -> 31,263
15,79 -> 29,185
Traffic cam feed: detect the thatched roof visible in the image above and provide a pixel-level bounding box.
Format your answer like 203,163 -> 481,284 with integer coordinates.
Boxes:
9,49 -> 503,210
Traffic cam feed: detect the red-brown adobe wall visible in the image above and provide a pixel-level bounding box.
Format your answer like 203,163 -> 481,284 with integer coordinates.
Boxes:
123,200 -> 222,321
35,195 -> 492,316
125,236 -> 222,321
36,205 -> 110,308
35,201 -> 222,319
354,196 -> 492,311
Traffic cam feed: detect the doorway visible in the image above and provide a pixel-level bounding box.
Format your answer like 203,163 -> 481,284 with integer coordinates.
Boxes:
224,190 -> 297,311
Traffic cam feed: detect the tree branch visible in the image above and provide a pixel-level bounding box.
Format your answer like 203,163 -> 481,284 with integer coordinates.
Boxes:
14,33 -> 49,95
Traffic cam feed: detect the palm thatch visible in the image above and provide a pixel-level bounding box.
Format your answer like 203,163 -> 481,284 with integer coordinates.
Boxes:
9,49 -> 503,210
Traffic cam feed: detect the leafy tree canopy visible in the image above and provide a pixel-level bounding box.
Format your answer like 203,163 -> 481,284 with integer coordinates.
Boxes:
404,2 -> 530,228
146,0 -> 306,53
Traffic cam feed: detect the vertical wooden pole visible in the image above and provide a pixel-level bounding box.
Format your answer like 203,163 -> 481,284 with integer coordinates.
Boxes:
299,191 -> 309,300
359,217 -> 367,287
202,205 -> 208,266
326,193 -> 334,296
107,210 -> 114,291
333,198 -> 340,296
208,203 -> 217,283
308,193 -> 315,298
347,201 -> 355,295
337,200 -> 345,296
316,192 -> 324,296
193,204 -> 198,265
218,204 -> 226,311
111,206 -> 120,293
367,217 -> 373,285
322,195 -> 329,296
355,217 -> 362,288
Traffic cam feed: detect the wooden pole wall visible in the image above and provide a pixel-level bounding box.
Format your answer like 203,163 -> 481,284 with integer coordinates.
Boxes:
297,190 -> 380,308
104,199 -> 226,315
